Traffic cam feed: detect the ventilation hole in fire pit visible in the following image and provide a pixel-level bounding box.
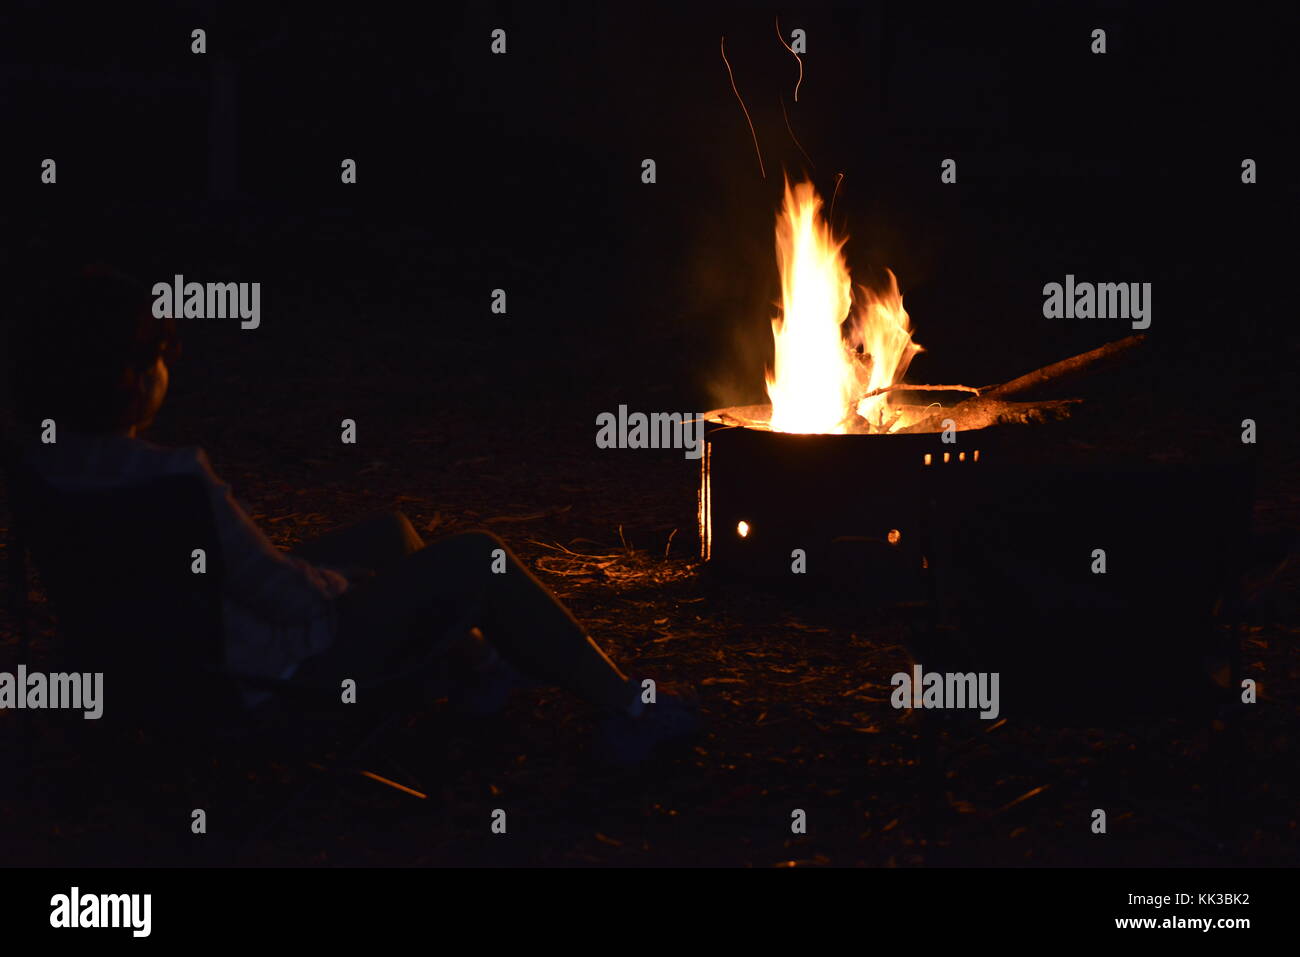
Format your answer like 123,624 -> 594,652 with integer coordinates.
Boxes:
923,453 -> 932,466
887,529 -> 901,545
736,520 -> 751,538
974,449 -> 980,462
943,452 -> 951,464
958,451 -> 966,462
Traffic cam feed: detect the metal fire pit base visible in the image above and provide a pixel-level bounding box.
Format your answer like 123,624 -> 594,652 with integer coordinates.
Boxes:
698,405 -> 1257,620
699,408 -> 999,598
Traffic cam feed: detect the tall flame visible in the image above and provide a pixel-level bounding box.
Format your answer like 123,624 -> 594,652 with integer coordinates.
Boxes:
765,180 -> 922,434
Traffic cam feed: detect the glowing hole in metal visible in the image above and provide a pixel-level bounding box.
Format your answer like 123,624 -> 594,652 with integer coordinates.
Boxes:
737,520 -> 751,538
958,451 -> 966,462
943,452 -> 951,463
887,529 -> 901,545
923,453 -> 932,466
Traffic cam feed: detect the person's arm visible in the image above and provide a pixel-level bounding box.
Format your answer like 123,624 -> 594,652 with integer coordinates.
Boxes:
187,448 -> 344,623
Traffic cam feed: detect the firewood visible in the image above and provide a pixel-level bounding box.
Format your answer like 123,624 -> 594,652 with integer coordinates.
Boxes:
979,334 -> 1146,400
898,398 -> 1081,434
896,335 -> 1143,433
857,383 -> 982,401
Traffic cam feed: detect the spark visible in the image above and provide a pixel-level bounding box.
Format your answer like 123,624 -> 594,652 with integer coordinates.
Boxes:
780,96 -> 814,170
358,771 -> 427,799
721,36 -> 766,179
829,171 -> 845,220
775,16 -> 804,102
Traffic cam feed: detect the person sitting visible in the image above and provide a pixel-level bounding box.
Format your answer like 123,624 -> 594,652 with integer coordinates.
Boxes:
7,266 -> 699,766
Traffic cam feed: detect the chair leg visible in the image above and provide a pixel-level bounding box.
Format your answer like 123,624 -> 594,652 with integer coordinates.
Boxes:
1207,618 -> 1249,845
8,540 -> 36,802
234,706 -> 412,858
232,653 -> 452,859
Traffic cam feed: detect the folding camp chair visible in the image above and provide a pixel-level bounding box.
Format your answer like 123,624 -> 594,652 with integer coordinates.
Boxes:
3,450 -> 450,861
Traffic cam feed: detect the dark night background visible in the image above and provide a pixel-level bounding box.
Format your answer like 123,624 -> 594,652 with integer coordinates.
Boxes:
0,1 -> 1297,867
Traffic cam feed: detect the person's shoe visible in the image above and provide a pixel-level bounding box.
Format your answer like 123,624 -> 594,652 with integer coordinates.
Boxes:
450,658 -> 539,716
593,681 -> 702,767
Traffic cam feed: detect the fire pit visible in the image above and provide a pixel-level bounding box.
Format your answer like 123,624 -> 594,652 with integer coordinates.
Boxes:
698,403 -> 1001,592
697,179 -> 1118,592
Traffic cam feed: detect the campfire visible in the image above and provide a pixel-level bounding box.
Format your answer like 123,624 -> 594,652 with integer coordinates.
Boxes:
765,179 -> 925,435
699,178 -> 1148,577
715,178 -> 1144,438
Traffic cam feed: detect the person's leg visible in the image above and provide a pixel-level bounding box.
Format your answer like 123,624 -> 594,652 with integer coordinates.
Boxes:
294,527 -> 699,765
301,530 -> 633,712
291,511 -> 424,573
290,510 -> 473,686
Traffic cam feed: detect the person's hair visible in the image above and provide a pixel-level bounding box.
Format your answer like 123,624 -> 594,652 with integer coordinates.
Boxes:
11,265 -> 179,433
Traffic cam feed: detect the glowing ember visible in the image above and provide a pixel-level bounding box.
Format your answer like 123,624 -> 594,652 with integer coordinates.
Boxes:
765,180 -> 922,434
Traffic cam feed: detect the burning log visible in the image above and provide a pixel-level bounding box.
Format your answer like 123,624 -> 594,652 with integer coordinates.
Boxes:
707,396 -> 1077,433
897,335 -> 1145,434
891,397 -> 1081,434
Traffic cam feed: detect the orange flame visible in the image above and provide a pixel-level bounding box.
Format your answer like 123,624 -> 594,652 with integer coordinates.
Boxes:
765,180 -> 922,433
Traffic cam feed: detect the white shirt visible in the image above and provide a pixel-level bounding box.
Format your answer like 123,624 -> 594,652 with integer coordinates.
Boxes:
23,432 -> 340,695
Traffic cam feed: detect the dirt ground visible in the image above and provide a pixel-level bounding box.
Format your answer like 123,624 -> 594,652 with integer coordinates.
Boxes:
2,189 -> 1297,867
